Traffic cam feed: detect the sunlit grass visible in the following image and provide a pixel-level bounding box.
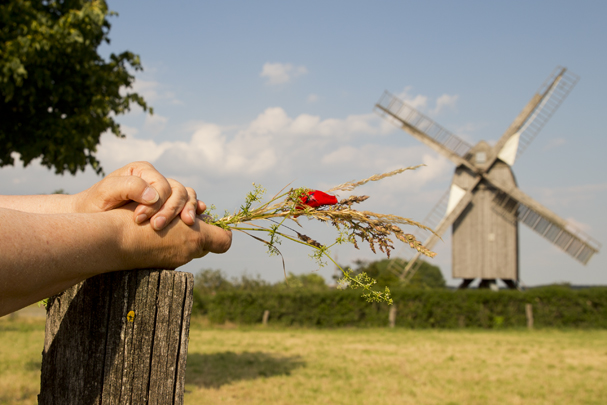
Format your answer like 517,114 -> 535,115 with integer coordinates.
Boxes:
184,319 -> 607,404
0,315 -> 45,405
2,314 -> 607,404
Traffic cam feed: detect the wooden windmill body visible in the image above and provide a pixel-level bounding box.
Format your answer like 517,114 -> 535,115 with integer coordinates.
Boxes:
374,67 -> 600,288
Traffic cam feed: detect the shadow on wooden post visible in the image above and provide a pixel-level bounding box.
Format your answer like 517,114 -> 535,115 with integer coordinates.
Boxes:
38,269 -> 194,405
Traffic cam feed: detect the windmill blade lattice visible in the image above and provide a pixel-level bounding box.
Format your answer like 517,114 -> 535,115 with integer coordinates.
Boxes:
499,67 -> 579,165
375,91 -> 473,159
492,190 -> 600,264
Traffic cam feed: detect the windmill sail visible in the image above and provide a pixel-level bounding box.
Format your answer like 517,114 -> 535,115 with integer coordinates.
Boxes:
375,66 -> 599,287
375,91 -> 474,167
492,190 -> 600,264
497,67 -> 579,165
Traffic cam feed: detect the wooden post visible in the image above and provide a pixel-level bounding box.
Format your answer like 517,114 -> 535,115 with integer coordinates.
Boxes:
525,303 -> 534,330
38,269 -> 194,405
388,306 -> 397,328
262,310 -> 270,326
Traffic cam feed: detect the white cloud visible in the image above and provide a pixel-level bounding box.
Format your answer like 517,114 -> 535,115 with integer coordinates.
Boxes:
565,217 -> 593,234
129,79 -> 182,106
452,122 -> 483,144
307,94 -> 319,103
543,137 -> 566,150
88,107 -> 424,186
260,62 -> 308,85
397,87 -> 428,110
143,114 -> 169,135
119,124 -> 139,137
432,94 -> 459,115
395,87 -> 459,116
537,182 -> 607,209
96,132 -> 173,166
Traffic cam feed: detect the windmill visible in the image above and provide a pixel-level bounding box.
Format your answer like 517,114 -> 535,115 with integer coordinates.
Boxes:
374,67 -> 600,289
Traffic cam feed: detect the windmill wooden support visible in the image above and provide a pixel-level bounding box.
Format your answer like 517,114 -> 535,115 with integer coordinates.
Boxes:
375,67 -> 601,289
38,269 -> 194,404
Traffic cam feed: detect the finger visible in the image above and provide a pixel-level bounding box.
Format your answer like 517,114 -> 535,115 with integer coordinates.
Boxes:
89,176 -> 159,213
199,221 -> 232,255
197,200 -> 207,214
115,162 -> 172,217
146,179 -> 189,231
179,187 -> 198,226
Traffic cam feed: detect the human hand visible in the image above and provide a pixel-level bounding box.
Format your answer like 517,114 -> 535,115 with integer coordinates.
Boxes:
74,161 -> 204,230
113,202 -> 232,270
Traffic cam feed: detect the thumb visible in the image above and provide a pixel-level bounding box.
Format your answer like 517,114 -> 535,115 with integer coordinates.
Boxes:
96,176 -> 160,210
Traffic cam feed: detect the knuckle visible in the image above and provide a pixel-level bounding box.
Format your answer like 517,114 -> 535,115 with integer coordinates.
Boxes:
125,175 -> 144,189
135,161 -> 154,168
168,178 -> 186,190
126,161 -> 154,175
185,187 -> 197,200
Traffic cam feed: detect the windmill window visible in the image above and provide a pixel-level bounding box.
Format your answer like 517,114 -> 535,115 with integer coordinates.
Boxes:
476,152 -> 486,164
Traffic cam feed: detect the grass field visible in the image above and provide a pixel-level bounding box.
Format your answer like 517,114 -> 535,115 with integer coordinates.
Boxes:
2,313 -> 607,404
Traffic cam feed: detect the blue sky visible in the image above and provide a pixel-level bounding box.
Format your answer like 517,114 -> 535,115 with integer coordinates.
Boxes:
4,0 -> 606,286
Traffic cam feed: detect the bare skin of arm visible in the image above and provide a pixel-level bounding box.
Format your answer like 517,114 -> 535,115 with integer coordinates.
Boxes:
0,161 -> 203,230
0,204 -> 231,317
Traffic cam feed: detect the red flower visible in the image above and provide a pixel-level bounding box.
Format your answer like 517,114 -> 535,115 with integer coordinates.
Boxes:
298,190 -> 338,209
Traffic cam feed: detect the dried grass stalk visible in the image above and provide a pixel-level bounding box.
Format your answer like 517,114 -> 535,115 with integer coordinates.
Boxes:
326,165 -> 425,192
207,166 -> 436,304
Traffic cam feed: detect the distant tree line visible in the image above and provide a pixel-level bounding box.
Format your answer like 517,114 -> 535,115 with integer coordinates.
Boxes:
202,284 -> 607,328
194,258 -> 446,296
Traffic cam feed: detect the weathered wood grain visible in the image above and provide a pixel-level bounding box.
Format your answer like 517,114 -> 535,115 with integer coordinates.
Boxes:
39,270 -> 194,405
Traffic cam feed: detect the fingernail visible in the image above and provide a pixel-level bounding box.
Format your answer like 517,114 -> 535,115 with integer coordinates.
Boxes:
189,210 -> 196,223
135,214 -> 147,224
153,216 -> 166,230
142,187 -> 159,203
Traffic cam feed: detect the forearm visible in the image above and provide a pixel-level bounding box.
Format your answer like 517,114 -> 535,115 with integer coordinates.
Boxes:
0,204 -> 231,317
0,161 -> 206,231
0,194 -> 76,214
0,207 -> 125,315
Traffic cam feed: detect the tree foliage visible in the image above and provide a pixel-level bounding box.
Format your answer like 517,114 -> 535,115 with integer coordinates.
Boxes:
194,269 -> 234,296
194,269 -> 273,296
274,272 -> 328,291
0,0 -> 150,175
348,258 -> 446,289
202,287 -> 607,328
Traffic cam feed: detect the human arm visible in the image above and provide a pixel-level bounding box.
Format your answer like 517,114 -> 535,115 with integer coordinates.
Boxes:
0,161 -> 202,230
0,205 -> 231,317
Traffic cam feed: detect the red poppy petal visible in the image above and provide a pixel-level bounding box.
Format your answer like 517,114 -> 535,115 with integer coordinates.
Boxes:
299,190 -> 337,208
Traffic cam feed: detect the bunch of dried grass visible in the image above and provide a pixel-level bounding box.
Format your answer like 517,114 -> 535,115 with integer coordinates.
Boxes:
207,165 -> 436,304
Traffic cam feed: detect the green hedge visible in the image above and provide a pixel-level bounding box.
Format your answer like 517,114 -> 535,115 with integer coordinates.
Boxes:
193,286 -> 607,329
